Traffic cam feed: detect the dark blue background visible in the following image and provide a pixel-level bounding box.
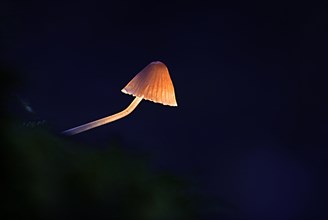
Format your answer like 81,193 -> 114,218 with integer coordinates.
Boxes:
2,1 -> 328,219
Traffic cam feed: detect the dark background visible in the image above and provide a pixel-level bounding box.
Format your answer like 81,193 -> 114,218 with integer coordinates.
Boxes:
1,1 -> 328,219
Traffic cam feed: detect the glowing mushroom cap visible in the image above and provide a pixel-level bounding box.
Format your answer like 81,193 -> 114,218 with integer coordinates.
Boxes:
121,61 -> 177,106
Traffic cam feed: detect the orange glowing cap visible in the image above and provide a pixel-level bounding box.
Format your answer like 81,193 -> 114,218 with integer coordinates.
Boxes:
121,61 -> 178,106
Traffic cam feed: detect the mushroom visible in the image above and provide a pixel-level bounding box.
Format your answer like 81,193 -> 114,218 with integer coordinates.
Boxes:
62,61 -> 177,135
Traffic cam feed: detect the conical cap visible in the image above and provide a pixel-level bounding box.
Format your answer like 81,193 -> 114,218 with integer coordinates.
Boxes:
121,61 -> 177,106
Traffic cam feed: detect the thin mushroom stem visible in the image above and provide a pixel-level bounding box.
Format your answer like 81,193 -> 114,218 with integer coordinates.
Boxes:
62,96 -> 143,136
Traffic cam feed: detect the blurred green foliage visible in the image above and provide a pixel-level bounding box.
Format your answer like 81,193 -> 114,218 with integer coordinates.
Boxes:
0,66 -> 200,220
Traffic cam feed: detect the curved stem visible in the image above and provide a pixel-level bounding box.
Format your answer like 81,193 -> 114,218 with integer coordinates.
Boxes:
62,97 -> 143,136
